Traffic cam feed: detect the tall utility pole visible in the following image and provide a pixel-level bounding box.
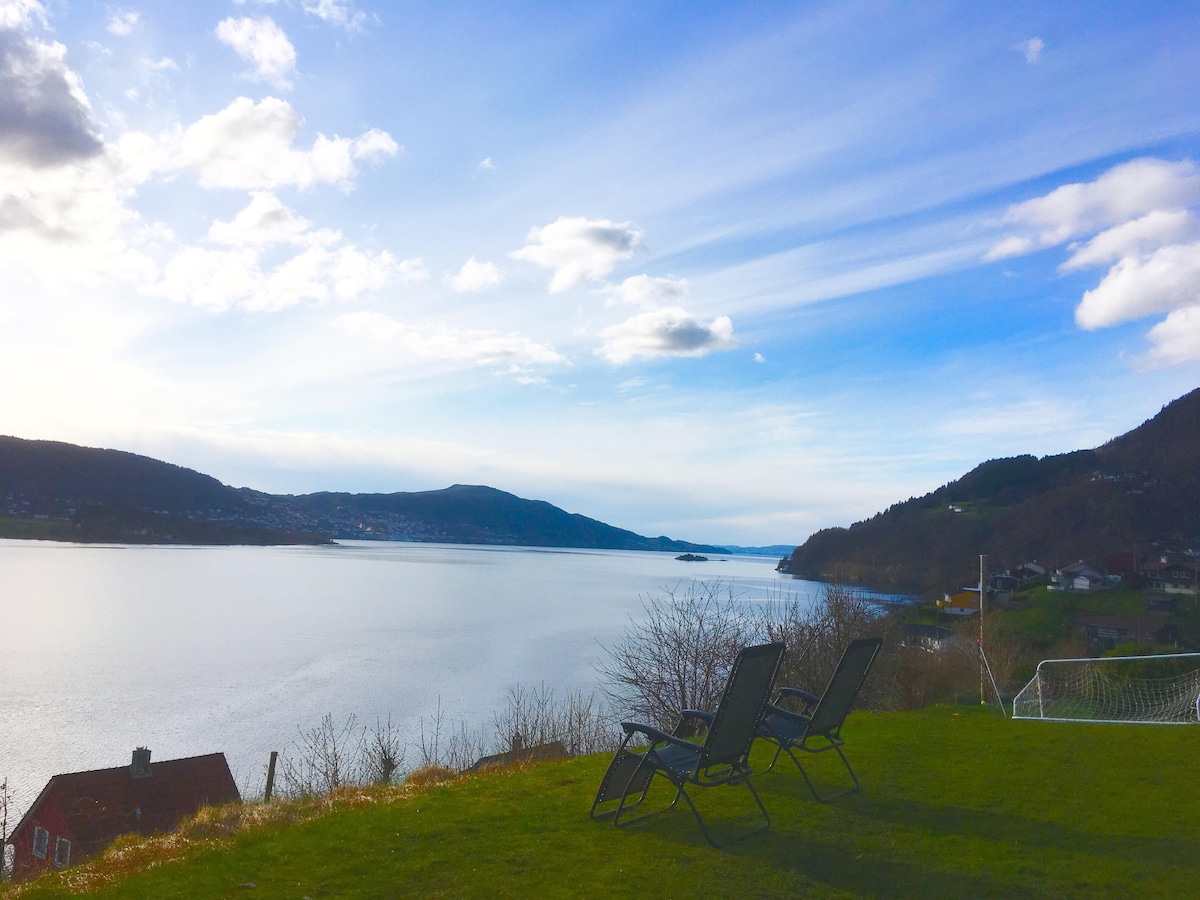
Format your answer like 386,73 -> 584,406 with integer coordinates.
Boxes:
979,554 -> 987,705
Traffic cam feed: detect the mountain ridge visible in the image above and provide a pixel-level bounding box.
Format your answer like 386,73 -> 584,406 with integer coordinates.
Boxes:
0,437 -> 726,553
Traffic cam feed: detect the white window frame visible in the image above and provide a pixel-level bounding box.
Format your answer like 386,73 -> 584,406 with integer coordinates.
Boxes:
31,826 -> 49,859
54,837 -> 71,868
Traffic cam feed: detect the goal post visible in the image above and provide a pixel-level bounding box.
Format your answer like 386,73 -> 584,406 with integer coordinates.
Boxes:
1012,652 -> 1200,724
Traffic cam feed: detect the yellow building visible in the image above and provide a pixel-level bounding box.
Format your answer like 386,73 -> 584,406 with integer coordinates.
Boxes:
937,588 -> 980,616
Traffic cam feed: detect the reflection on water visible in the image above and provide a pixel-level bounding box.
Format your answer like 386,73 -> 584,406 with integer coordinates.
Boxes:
0,539 -> 815,820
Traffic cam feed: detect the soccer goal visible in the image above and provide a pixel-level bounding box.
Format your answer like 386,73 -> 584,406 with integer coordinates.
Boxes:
1012,652 -> 1200,724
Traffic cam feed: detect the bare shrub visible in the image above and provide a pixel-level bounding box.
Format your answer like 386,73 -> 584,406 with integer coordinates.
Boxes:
279,713 -> 362,798
599,580 -> 754,732
417,700 -> 488,772
363,717 -> 406,785
492,683 -> 619,757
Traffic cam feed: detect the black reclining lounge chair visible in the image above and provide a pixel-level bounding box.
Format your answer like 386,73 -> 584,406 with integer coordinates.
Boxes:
757,636 -> 882,802
590,642 -> 784,847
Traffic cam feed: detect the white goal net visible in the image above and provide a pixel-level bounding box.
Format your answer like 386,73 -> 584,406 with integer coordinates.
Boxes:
1012,653 -> 1200,724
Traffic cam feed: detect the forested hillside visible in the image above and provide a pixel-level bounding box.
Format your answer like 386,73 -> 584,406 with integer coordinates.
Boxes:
781,388 -> 1200,592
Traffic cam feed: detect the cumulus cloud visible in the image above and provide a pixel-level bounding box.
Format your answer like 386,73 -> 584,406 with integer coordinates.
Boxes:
990,157 -> 1200,364
1075,241 -> 1200,329
153,242 -> 424,313
607,273 -> 688,307
597,306 -> 737,363
216,17 -> 297,90
107,10 -> 138,36
302,0 -> 370,31
510,216 -> 642,293
985,158 -> 1200,261
0,6 -> 103,167
1145,307 -> 1200,367
446,256 -> 503,292
336,311 -> 568,369
207,191 -> 339,247
1014,37 -> 1043,64
174,96 -> 398,190
1061,210 -> 1198,270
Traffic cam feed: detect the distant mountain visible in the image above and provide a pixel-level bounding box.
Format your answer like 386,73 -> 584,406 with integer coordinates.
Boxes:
0,436 -> 726,553
780,387 -> 1200,593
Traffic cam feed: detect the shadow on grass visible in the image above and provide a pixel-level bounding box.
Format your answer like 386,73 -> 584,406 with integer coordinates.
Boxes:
851,795 -> 1200,872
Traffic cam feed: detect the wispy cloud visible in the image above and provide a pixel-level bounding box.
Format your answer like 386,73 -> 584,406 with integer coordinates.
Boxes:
1014,37 -> 1043,64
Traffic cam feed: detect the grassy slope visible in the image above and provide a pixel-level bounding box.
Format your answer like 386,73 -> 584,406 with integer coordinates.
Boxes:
8,708 -> 1198,899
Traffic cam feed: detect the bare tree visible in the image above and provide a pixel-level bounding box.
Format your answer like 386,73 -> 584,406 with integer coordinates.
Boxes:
764,580 -> 890,705
599,580 -> 754,732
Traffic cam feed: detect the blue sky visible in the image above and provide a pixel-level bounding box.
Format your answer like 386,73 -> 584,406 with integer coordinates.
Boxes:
2,0 -> 1199,545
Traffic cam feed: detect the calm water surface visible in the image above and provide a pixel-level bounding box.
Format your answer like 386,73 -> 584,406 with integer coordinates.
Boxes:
0,539 -> 815,820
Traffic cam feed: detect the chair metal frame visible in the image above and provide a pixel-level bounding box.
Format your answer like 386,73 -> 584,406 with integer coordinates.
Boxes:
758,636 -> 882,802
590,642 -> 784,847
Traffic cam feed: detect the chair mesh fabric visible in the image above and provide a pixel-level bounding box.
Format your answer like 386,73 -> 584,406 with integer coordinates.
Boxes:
700,643 -> 784,768
805,638 -> 881,737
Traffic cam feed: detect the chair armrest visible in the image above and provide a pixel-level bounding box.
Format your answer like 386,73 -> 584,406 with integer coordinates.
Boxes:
621,721 -> 696,750
673,709 -> 714,737
776,687 -> 821,708
762,702 -> 811,725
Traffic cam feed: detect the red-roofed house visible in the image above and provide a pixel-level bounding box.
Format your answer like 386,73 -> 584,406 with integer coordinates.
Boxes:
5,748 -> 239,881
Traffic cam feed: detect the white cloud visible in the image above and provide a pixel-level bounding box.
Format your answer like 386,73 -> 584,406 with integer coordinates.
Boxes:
0,8 -> 103,167
753,352 -> 765,363
336,311 -> 568,368
597,306 -> 737,363
175,96 -> 398,190
216,16 -> 297,90
510,216 -> 642,293
1075,240 -> 1200,329
985,158 -> 1200,260
607,273 -> 687,308
207,191 -> 338,247
1014,37 -> 1043,64
446,256 -> 503,292
1061,210 -> 1198,270
1145,307 -> 1200,365
479,156 -> 494,170
302,0 -> 370,31
987,157 -> 1200,367
107,10 -> 138,36
152,242 -> 423,313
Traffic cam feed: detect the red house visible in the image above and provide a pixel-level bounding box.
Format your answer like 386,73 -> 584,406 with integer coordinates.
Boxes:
5,748 -> 239,881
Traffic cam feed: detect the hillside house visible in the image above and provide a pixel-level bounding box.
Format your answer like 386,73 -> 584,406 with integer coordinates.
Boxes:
1141,558 -> 1198,595
901,623 -> 955,651
1077,612 -> 1175,654
1051,561 -> 1104,591
5,749 -> 239,881
938,588 -> 980,616
1012,562 -> 1046,584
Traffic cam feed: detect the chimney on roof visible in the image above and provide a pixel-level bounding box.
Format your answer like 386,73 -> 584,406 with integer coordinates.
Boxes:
130,747 -> 152,779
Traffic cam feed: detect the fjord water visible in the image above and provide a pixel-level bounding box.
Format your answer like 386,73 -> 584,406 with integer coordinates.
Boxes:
0,539 -> 810,821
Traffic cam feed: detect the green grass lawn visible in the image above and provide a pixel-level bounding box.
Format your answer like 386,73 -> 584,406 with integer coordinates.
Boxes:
8,707 -> 1198,899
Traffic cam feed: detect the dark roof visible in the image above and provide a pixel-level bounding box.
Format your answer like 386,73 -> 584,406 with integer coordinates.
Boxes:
11,753 -> 239,858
